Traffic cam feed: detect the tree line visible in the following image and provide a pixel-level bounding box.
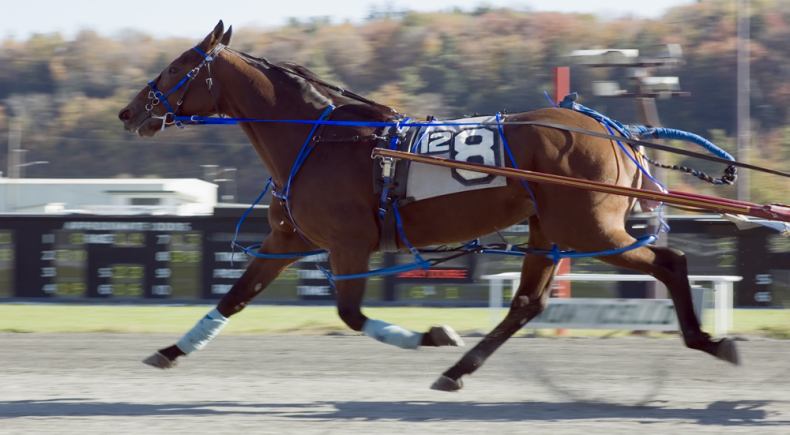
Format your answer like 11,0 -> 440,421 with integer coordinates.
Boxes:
1,0 -> 789,203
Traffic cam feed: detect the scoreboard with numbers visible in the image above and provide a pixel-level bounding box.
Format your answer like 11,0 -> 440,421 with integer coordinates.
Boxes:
13,219 -> 208,299
0,212 -> 786,307
0,209 -> 337,302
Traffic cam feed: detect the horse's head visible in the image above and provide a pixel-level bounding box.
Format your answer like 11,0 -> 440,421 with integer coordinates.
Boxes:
118,21 -> 233,137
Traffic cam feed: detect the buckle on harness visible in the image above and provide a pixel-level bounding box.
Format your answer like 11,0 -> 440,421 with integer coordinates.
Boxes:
380,157 -> 395,179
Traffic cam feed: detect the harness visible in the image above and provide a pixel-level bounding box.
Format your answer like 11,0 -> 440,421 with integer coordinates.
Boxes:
228,107 -> 663,284
144,45 -> 785,285
145,44 -> 226,131
374,119 -> 413,253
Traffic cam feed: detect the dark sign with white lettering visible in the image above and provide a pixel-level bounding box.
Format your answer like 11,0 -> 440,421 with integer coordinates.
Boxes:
0,213 -> 786,307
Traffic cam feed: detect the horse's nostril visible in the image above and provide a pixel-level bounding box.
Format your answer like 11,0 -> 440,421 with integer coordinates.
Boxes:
119,108 -> 133,122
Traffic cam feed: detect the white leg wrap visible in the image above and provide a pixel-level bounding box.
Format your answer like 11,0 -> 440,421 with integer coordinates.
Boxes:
362,318 -> 423,350
175,308 -> 229,355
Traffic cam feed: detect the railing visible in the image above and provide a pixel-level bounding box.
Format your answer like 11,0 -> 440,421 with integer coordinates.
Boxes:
482,273 -> 742,336
77,205 -> 212,216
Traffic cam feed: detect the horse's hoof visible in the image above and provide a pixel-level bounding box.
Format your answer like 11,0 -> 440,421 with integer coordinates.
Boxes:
716,337 -> 741,365
430,375 -> 463,392
142,351 -> 178,369
430,325 -> 465,347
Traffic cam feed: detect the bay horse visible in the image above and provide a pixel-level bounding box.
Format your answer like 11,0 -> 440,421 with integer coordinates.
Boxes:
118,21 -> 739,391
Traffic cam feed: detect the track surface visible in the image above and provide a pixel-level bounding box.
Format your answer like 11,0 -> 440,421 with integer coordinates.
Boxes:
1,333 -> 789,434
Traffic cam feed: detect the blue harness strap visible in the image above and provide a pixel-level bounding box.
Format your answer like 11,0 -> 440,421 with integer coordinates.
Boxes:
317,200 -> 432,284
231,107 -> 336,264
272,105 -> 336,250
496,112 -> 540,217
482,235 -> 658,261
493,103 -> 664,263
558,93 -> 671,235
230,177 -> 327,263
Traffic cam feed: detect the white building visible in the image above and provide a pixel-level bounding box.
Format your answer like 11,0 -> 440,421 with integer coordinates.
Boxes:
0,178 -> 217,215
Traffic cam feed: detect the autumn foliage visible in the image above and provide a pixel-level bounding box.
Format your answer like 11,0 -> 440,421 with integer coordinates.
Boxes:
1,0 -> 789,203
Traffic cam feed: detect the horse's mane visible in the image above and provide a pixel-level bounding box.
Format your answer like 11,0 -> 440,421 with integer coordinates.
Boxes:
275,62 -> 337,101
226,48 -> 395,121
274,61 -> 396,121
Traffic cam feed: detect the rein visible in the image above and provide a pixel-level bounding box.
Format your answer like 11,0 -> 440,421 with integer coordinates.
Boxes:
155,45 -> 787,180
175,115 -> 790,180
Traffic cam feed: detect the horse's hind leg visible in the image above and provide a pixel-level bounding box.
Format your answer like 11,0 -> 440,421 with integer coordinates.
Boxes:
590,232 -> 740,365
432,217 -> 558,391
431,223 -> 741,391
142,230 -> 306,368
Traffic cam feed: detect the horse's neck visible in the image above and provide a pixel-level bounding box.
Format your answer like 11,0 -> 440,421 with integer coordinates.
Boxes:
217,54 -> 329,187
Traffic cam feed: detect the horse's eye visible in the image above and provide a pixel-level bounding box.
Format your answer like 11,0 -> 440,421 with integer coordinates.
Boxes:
168,67 -> 179,74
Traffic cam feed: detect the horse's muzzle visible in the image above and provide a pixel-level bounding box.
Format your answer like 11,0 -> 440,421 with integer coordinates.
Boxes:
118,108 -> 133,122
118,106 -> 158,137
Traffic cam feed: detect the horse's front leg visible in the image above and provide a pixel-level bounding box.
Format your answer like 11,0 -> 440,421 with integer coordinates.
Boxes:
330,245 -> 464,349
142,229 -> 307,368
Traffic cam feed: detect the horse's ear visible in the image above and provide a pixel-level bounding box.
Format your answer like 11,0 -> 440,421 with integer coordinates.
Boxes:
198,20 -> 225,52
220,26 -> 233,47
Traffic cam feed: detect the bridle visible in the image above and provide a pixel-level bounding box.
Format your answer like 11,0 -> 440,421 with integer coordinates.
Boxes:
145,44 -> 226,131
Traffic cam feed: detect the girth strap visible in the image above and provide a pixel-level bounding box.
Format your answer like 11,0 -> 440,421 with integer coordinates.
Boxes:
373,121 -> 412,252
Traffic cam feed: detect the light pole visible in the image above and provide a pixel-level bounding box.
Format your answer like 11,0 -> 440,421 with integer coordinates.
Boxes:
214,168 -> 237,203
7,119 -> 21,179
6,118 -> 21,212
5,118 -> 48,211
737,0 -> 750,202
201,165 -> 238,203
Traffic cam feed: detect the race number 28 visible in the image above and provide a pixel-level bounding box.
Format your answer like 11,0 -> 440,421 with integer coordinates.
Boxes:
450,128 -> 500,185
418,126 -> 502,185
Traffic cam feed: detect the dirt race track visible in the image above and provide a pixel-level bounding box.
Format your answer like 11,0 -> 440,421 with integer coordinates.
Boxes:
1,333 -> 789,434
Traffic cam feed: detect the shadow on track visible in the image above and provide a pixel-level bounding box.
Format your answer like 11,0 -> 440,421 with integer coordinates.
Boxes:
518,351 -> 670,406
1,399 -> 788,426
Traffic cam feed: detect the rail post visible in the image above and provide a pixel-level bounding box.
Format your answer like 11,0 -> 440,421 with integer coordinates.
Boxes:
553,67 -> 570,105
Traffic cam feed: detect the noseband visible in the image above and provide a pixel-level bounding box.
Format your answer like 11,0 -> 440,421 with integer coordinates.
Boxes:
146,44 -> 226,130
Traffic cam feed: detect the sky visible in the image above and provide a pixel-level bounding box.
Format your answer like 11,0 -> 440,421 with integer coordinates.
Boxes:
4,0 -> 697,40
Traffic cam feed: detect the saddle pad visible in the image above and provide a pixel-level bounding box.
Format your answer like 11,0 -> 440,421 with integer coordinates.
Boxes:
403,115 -> 507,202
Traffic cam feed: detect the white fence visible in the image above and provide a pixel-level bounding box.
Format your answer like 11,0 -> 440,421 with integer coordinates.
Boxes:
482,273 -> 742,336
